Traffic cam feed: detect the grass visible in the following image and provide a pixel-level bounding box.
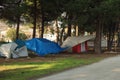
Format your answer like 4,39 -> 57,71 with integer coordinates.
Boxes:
0,56 -> 104,80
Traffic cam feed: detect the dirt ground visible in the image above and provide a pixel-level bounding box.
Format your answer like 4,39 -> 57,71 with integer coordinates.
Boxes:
0,50 -> 119,64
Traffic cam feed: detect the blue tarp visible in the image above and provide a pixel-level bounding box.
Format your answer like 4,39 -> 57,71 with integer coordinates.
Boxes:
25,38 -> 66,56
14,39 -> 26,50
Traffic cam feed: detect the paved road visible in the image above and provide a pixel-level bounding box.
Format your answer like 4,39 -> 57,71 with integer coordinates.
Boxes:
37,55 -> 120,80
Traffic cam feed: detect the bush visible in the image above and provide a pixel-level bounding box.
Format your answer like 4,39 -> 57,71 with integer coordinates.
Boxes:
6,28 -> 27,41
19,32 -> 27,40
6,28 -> 16,41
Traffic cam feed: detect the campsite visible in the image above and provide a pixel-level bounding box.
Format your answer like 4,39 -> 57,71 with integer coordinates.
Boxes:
0,36 -> 119,80
0,34 -> 119,80
0,0 -> 120,80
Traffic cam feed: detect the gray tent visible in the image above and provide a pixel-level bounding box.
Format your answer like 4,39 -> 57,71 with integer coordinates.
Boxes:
61,35 -> 95,48
0,42 -> 28,58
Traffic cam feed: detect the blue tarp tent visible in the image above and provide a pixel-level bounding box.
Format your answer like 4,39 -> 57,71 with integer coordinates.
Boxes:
25,38 -> 66,56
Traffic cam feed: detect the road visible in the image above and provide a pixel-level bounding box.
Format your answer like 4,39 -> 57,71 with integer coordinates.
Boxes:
37,55 -> 120,80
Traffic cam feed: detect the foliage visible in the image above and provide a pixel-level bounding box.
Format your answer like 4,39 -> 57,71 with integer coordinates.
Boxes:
19,32 -> 27,40
6,28 -> 27,41
6,28 -> 16,41
1,0 -> 120,51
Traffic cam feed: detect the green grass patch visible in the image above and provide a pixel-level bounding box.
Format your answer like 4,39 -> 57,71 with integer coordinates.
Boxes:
0,57 -> 103,80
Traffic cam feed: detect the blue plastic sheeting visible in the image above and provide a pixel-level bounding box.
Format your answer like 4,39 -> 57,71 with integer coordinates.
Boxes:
14,39 -> 25,50
25,38 -> 66,56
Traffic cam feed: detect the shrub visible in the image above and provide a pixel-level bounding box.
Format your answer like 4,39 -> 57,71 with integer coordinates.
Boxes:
6,28 -> 27,41
19,32 -> 27,40
6,28 -> 16,41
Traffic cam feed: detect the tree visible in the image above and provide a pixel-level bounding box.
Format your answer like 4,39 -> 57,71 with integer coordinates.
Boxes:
100,0 -> 120,51
26,0 -> 64,38
63,0 -> 92,37
88,0 -> 106,54
39,0 -> 64,38
1,0 -> 27,40
32,0 -> 37,38
6,28 -> 27,41
90,0 -> 120,53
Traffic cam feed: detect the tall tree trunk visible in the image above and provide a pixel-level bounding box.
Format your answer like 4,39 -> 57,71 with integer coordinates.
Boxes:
67,13 -> 72,37
59,27 -> 65,45
67,15 -> 72,37
40,0 -> 44,38
107,28 -> 112,50
94,19 -> 102,54
16,16 -> 20,40
56,19 -> 59,43
16,3 -> 21,40
40,9 -> 44,38
67,23 -> 71,37
32,0 -> 37,38
107,23 -> 115,51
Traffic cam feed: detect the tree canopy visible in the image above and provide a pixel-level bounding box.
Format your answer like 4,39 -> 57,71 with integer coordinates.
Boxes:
0,0 -> 120,53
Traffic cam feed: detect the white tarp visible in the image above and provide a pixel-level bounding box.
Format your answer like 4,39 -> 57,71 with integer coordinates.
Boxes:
0,42 -> 28,58
61,35 -> 95,48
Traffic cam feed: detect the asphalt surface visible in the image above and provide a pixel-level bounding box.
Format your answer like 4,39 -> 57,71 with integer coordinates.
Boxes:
37,55 -> 120,80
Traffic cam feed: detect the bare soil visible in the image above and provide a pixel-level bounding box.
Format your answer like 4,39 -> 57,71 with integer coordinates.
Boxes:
0,51 -> 119,63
